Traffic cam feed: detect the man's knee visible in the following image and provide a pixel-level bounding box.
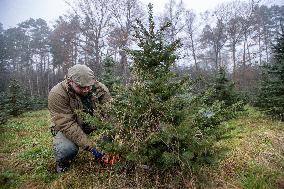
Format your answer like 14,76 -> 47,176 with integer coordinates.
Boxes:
53,132 -> 79,162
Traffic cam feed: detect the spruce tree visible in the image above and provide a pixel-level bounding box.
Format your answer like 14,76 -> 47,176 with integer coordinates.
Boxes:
191,68 -> 243,128
89,4 -> 236,175
210,68 -> 238,107
257,33 -> 284,120
0,79 -> 47,124
0,80 -> 29,123
104,4 -> 191,170
101,57 -> 121,95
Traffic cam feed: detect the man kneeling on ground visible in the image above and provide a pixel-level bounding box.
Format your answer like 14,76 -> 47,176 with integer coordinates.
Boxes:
48,64 -> 112,173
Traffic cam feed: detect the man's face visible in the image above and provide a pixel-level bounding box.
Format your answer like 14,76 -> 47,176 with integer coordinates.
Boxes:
69,80 -> 92,96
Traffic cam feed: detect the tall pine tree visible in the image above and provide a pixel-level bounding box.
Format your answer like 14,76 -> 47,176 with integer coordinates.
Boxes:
257,32 -> 284,120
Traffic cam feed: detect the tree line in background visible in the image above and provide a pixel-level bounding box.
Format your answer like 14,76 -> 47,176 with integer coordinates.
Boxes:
0,0 -> 283,120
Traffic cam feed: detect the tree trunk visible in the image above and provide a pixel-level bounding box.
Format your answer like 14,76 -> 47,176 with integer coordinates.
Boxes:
36,72 -> 40,96
47,55 -> 50,96
119,50 -> 128,84
258,29 -> 262,65
232,43 -> 236,81
29,78 -> 33,96
246,41 -> 252,65
190,33 -> 198,71
243,37 -> 246,67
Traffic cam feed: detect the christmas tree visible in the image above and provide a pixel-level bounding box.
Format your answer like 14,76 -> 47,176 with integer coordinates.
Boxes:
257,32 -> 284,120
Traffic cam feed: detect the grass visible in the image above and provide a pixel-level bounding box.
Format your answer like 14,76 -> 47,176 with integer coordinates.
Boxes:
0,107 -> 283,188
200,106 -> 284,189
0,110 -> 56,189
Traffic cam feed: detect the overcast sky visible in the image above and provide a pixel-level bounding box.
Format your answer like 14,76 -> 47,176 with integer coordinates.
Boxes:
0,0 -> 283,29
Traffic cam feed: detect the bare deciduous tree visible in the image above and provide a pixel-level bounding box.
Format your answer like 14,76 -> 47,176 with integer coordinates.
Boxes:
70,0 -> 114,72
108,0 -> 144,83
200,19 -> 227,71
50,16 -> 80,76
160,0 -> 186,42
184,10 -> 198,70
215,0 -> 252,80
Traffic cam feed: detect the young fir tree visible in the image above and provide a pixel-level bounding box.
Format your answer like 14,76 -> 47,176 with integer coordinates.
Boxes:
209,68 -> 238,107
0,79 -> 31,123
103,4 -> 192,170
0,79 -> 47,124
87,4 -> 236,176
99,4 -> 235,172
257,33 -> 284,120
101,57 -> 121,95
186,68 -> 242,130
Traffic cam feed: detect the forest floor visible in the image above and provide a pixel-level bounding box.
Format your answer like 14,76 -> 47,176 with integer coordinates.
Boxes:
0,107 -> 284,189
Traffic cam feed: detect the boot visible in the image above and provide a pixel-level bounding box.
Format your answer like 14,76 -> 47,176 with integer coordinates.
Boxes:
55,161 -> 70,173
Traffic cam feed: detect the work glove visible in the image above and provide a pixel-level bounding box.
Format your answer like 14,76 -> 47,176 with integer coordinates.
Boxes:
90,148 -> 103,159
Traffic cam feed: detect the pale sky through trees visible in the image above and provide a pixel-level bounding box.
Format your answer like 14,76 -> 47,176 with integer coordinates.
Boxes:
0,0 -> 283,29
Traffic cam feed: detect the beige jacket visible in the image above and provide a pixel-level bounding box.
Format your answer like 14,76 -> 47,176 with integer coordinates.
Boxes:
48,79 -> 111,151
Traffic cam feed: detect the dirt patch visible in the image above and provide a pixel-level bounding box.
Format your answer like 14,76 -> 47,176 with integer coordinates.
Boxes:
0,175 -> 10,186
18,181 -> 46,189
277,177 -> 284,189
16,130 -> 29,138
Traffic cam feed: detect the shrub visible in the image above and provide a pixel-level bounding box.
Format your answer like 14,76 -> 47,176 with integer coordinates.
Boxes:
0,79 -> 47,124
